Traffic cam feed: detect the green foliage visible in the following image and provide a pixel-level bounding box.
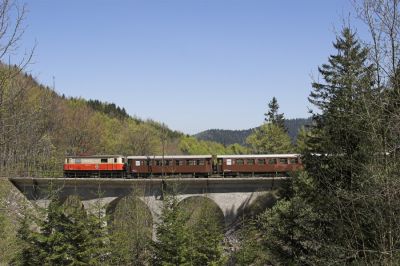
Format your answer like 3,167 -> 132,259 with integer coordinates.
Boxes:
155,195 -> 226,266
180,197 -> 226,266
226,143 -> 248,154
86,99 -> 130,120
0,179 -> 26,265
246,123 -> 293,154
256,26 -> 400,265
194,118 -> 311,146
265,97 -> 286,131
179,136 -> 228,155
154,194 -> 191,266
295,126 -> 313,153
234,225 -> 268,266
13,195 -> 109,266
108,193 -> 153,265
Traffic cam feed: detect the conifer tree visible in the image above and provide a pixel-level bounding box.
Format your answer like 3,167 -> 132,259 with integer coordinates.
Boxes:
256,27 -> 382,264
13,195 -> 110,266
265,97 -> 286,131
246,123 -> 292,154
307,27 -> 375,189
108,192 -> 153,265
182,197 -> 226,266
154,193 -> 190,266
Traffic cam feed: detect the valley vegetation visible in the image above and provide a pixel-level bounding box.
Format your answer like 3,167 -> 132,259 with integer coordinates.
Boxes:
2,0 -> 400,265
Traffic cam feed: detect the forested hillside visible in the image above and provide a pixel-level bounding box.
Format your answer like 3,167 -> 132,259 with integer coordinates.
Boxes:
0,66 -> 245,178
194,118 -> 311,145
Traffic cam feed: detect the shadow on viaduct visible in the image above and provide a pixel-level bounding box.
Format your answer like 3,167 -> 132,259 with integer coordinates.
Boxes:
10,177 -> 287,229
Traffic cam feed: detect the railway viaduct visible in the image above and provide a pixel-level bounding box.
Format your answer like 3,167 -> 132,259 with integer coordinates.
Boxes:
9,177 -> 286,227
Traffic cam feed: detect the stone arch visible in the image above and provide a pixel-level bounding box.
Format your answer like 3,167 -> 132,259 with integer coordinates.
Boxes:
106,195 -> 153,234
58,194 -> 86,214
178,195 -> 225,228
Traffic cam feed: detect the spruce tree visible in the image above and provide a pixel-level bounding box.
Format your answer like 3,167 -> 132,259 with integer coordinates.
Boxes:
154,194 -> 190,266
13,195 -> 109,266
307,27 -> 375,189
257,27 -> 382,264
182,197 -> 226,266
265,97 -> 286,131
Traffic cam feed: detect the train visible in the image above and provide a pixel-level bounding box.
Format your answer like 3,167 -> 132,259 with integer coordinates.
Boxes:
63,154 -> 302,178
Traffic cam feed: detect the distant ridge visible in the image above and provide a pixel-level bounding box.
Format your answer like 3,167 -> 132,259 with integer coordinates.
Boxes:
194,118 -> 312,146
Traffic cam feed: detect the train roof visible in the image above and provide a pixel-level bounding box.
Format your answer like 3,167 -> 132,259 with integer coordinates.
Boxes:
127,155 -> 213,160
65,155 -> 125,158
217,154 -> 300,159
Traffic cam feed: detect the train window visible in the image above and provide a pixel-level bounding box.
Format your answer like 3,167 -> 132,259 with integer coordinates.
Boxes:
290,158 -> 299,164
122,158 -> 125,163
268,158 -> 277,164
279,158 -> 288,164
156,160 -> 162,166
218,159 -> 223,165
101,158 -> 107,163
75,158 -> 81,164
198,160 -> 205,166
114,158 -> 117,163
135,160 -> 141,166
236,159 -> 244,165
187,160 -> 195,166
175,160 -> 183,166
247,159 -> 255,165
227,159 -> 232,165
257,159 -> 265,165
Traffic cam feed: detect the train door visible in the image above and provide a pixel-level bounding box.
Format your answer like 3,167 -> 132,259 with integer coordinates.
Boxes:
216,158 -> 223,175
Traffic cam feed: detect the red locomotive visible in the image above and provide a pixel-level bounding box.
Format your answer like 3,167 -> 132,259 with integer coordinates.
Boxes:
63,154 -> 302,178
64,155 -> 126,178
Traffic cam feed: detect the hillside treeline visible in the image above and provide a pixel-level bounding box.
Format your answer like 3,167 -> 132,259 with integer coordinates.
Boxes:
0,66 -> 249,177
194,118 -> 311,146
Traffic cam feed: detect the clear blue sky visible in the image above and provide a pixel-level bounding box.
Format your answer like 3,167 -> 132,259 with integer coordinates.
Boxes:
19,0 -> 357,134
